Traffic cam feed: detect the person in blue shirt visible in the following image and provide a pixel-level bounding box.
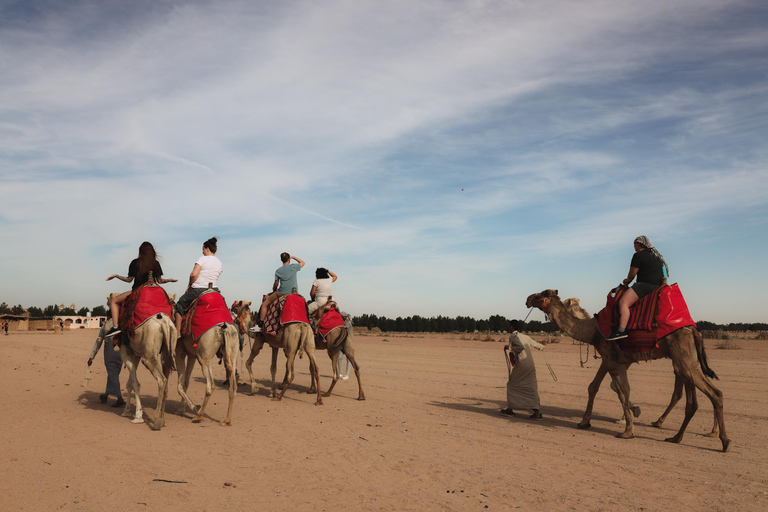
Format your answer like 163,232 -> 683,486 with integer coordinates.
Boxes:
251,252 -> 305,332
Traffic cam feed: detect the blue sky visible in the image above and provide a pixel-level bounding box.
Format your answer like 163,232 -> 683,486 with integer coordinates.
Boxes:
1,0 -> 766,323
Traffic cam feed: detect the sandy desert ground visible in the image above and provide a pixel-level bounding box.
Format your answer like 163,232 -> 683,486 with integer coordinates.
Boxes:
0,329 -> 766,511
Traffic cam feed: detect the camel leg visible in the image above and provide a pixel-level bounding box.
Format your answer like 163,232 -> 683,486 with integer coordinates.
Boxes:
652,373 -> 684,428
341,340 -> 365,400
175,352 -> 198,415
611,378 -> 640,422
193,357 -> 215,423
665,380 -> 697,444
270,347 -> 278,398
144,354 -> 167,430
578,362 -> 608,429
245,339 -> 262,396
611,365 -> 635,439
308,357 -> 319,394
300,327 -> 323,405
125,355 -> 145,424
122,354 -> 139,419
221,330 -> 238,426
274,347 -> 297,401
322,349 -> 341,398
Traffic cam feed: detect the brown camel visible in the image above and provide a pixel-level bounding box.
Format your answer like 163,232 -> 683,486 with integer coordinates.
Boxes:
175,321 -> 239,426
110,292 -> 177,430
525,289 -> 730,452
307,305 -> 365,400
234,301 -> 323,405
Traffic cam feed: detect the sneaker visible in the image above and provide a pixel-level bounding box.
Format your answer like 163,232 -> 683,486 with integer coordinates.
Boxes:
248,324 -> 262,333
105,326 -> 121,338
605,330 -> 628,341
341,375 -> 349,380
111,398 -> 126,408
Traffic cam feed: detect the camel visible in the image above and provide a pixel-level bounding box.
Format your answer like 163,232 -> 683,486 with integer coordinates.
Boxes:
525,289 -> 730,452
110,292 -> 177,430
175,321 -> 240,426
307,306 -> 365,400
234,301 -> 323,405
563,298 -> 717,434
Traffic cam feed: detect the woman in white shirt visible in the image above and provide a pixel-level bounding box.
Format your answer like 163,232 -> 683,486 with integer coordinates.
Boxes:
174,237 -> 224,332
307,267 -> 337,314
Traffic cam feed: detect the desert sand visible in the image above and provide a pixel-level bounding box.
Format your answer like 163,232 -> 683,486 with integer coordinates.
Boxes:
0,329 -> 766,511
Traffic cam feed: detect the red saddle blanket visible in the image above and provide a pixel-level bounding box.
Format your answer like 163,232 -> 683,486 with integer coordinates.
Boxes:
181,290 -> 233,341
317,306 -> 345,338
596,283 -> 696,352
263,294 -> 309,336
118,283 -> 174,339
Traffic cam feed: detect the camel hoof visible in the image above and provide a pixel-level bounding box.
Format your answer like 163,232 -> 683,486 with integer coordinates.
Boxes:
651,420 -> 663,428
577,422 -> 591,430
315,400 -> 323,406
704,431 -> 718,438
271,397 -> 282,402
722,440 -> 732,453
192,417 -> 203,423
322,392 -> 331,398
616,431 -> 634,439
631,406 -> 641,418
357,395 -> 366,401
665,436 -> 682,444
220,421 -> 232,427
121,410 -> 132,418
152,420 -> 164,431
130,417 -> 144,424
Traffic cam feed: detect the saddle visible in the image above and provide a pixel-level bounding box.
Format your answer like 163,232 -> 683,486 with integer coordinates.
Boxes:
180,289 -> 233,344
263,293 -> 310,336
118,282 -> 174,343
314,302 -> 346,350
596,283 -> 697,353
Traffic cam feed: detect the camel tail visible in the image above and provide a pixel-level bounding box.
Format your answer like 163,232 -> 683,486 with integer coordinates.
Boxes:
163,315 -> 178,371
693,327 -> 718,380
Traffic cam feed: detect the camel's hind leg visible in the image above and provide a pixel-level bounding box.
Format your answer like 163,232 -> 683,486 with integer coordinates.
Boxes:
610,365 -> 635,439
193,357 -> 215,423
665,380 -> 697,444
652,373 -> 684,428
221,327 -> 238,426
175,350 -> 198,415
270,347 -> 279,398
341,338 -> 365,400
301,328 -> 323,405
578,363 -> 608,429
322,349 -> 341,398
122,353 -> 144,423
144,354 -> 168,430
274,346 -> 298,401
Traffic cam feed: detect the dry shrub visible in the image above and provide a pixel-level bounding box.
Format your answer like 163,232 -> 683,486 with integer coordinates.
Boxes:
702,330 -> 730,340
755,331 -> 768,340
715,339 -> 739,350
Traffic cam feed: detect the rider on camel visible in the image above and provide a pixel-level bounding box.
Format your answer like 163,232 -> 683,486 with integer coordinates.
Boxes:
174,237 -> 224,334
250,252 -> 304,333
104,242 -> 177,337
606,235 -> 669,343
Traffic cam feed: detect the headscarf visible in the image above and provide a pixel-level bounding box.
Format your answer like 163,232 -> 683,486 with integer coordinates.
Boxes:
634,235 -> 669,275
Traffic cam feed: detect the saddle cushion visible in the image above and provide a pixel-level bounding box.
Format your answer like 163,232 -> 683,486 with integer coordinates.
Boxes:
264,295 -> 287,336
595,283 -> 696,352
181,290 -> 233,341
281,294 -> 309,326
318,306 -> 345,338
119,283 -> 174,339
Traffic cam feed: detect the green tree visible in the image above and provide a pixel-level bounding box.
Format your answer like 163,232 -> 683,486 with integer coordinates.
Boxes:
77,307 -> 90,316
0,302 -> 10,314
28,307 -> 44,318
91,305 -> 108,317
43,304 -> 60,317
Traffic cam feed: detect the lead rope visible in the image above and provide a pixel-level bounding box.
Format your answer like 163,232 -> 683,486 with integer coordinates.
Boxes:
579,341 -> 589,368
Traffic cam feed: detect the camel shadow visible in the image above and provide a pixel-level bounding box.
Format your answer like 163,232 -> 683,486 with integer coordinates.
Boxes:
428,399 -> 622,438
76,390 -> 126,415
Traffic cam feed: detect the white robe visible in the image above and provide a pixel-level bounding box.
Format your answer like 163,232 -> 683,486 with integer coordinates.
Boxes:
506,332 -> 545,410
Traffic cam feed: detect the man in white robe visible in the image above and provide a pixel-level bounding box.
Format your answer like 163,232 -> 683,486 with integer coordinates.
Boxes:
501,320 -> 545,419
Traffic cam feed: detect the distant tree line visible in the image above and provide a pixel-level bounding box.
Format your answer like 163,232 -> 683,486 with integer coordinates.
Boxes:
0,302 -> 108,318
351,313 -> 767,334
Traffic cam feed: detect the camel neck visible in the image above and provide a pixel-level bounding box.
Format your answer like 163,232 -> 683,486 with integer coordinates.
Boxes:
547,300 -> 597,344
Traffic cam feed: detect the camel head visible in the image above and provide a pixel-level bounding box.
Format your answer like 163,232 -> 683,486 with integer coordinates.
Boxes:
525,289 -> 560,312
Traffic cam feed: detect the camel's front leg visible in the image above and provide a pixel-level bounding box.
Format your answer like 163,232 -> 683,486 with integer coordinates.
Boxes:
193,357 -> 215,422
578,363 -> 608,429
245,342 -> 260,396
611,365 -> 634,439
270,347 -> 278,398
345,347 -> 365,401
221,335 -> 238,426
322,349 -> 341,398
123,355 -> 144,424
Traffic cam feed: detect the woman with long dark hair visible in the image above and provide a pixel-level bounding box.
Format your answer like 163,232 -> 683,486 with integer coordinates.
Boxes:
104,242 -> 177,337
174,237 -> 224,333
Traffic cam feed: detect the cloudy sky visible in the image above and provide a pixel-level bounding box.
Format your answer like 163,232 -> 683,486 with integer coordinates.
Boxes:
1,0 -> 766,323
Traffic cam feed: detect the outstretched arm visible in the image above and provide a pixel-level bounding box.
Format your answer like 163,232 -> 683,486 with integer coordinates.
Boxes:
106,274 -> 134,283
157,277 -> 178,284
328,270 -> 338,282
292,255 -> 305,268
